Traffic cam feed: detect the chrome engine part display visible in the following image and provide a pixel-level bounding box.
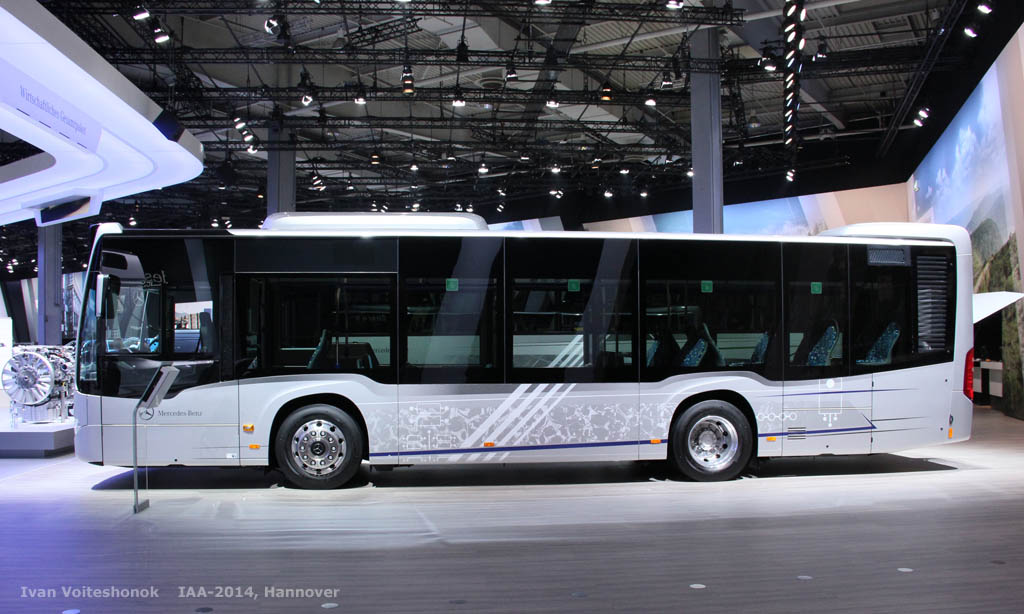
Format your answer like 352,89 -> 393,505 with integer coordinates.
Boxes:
2,345 -> 75,425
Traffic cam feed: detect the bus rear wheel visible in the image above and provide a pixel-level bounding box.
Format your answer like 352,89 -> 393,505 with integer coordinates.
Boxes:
274,404 -> 364,489
670,400 -> 752,482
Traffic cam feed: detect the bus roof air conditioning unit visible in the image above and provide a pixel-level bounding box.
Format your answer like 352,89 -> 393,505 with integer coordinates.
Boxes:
260,212 -> 489,232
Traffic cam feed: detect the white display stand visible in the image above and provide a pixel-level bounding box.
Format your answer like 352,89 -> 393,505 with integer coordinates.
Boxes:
0,318 -> 11,414
0,319 -> 74,457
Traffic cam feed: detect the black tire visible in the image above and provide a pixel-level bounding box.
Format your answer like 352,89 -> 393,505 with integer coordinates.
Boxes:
274,404 -> 364,489
669,400 -> 753,482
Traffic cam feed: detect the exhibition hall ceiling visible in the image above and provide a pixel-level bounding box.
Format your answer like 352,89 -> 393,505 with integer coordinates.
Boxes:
0,0 -> 1020,277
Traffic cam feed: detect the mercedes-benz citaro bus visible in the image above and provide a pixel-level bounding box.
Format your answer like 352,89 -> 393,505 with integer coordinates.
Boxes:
73,213 -> 974,489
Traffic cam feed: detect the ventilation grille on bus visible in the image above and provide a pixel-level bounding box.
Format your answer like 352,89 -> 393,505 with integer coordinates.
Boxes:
868,246 -> 910,266
787,427 -> 806,440
917,255 -> 951,353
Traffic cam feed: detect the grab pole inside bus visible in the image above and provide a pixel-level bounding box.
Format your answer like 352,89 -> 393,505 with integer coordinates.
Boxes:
132,365 -> 179,514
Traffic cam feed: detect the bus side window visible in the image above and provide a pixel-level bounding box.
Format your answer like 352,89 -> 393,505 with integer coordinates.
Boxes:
783,243 -> 849,379
640,239 -> 780,381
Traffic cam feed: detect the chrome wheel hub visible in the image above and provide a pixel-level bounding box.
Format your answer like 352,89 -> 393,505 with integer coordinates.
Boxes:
687,415 -> 740,471
291,419 -> 346,477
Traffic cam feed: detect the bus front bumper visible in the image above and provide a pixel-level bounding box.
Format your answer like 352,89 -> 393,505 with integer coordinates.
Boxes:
75,425 -> 102,464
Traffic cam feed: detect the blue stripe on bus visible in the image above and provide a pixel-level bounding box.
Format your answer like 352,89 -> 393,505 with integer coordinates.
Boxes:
369,439 -> 667,458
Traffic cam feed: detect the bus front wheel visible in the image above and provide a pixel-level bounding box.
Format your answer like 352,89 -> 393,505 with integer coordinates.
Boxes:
274,404 -> 364,489
670,400 -> 752,482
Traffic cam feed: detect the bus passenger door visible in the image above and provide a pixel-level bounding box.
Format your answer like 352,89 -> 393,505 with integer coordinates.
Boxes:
94,238 -> 239,466
781,243 -> 871,455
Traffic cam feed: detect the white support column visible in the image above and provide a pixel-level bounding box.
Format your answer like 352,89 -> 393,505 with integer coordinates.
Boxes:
690,28 -> 724,234
36,224 -> 62,345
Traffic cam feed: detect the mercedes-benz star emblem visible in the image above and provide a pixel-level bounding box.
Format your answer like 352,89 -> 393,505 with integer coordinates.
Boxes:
139,407 -> 154,421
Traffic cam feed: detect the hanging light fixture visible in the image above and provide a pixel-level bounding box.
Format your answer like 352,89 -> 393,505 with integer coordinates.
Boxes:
505,60 -> 518,82
354,83 -> 367,105
452,85 -> 467,107
401,64 -> 415,95
478,160 -> 489,174
370,151 -> 382,165
599,81 -> 613,102
546,96 -> 559,108
132,6 -> 150,20
644,92 -> 657,107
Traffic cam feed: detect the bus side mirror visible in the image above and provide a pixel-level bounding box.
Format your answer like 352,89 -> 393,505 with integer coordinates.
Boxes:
96,274 -> 120,319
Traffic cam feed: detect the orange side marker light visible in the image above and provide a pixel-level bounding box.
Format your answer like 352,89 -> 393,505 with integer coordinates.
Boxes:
650,439 -> 662,444
242,424 -> 254,433
766,436 -> 778,442
483,442 -> 496,448
249,444 -> 260,450
948,428 -> 953,440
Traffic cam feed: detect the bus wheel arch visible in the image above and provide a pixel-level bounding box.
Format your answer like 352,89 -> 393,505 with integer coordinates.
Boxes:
268,394 -> 370,472
668,390 -> 757,481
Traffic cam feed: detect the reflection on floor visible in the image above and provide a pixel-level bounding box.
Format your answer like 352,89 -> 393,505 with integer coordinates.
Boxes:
0,405 -> 1023,613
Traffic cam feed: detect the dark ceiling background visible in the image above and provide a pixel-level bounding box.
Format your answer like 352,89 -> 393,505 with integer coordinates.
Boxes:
0,0 -> 1021,278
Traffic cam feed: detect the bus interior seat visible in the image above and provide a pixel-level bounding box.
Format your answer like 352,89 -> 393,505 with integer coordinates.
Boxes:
799,320 -> 839,367
647,326 -> 681,367
308,329 -> 330,370
677,311 -> 724,368
749,331 -> 771,364
857,321 -> 900,366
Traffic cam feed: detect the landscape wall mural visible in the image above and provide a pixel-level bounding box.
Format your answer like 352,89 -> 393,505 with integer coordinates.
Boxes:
909,22 -> 1024,419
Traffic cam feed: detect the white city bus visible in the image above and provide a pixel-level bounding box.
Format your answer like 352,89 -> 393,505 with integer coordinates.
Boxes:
74,213 -> 974,488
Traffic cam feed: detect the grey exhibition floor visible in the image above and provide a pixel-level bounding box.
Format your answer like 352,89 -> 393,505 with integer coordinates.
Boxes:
2,407 -> 1024,613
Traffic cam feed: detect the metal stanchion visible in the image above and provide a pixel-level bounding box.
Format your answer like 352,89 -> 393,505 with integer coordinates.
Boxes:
133,365 -> 179,514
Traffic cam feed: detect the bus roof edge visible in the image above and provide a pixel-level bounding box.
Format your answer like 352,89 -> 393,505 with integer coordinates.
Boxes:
260,212 -> 489,232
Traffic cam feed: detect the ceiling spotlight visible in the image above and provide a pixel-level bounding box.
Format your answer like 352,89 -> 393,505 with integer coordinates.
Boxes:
370,151 -> 382,165
913,118 -> 924,127
211,219 -> 220,228
964,24 -> 979,38
762,56 -> 777,72
661,72 -> 674,89
546,97 -> 559,108
918,107 -> 931,119
687,168 -> 695,178
497,188 -> 507,196
466,204 -> 474,213
128,216 -> 137,226
410,162 -> 419,171
667,0 -> 683,9
401,64 -> 415,95
153,27 -> 170,44
411,202 -> 421,211
814,37 -> 828,61
132,6 -> 150,20
354,83 -> 367,105
497,203 -> 504,212
786,169 -> 796,182
604,188 -> 613,198
619,167 -> 630,175
246,142 -> 260,154
639,190 -> 649,198
748,115 -> 762,129
452,86 -> 467,107
550,163 -> 561,174
644,93 -> 657,107
505,60 -> 518,82
478,161 -> 489,174
233,116 -> 246,130
455,203 -> 463,211
535,0 -> 553,5
977,3 -> 992,15
264,15 -> 282,36
599,81 -> 613,102
299,71 -> 316,106
519,152 -> 531,162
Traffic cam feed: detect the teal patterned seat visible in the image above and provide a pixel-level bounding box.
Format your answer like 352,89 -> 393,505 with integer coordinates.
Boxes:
806,325 -> 838,367
749,332 -> 770,364
682,338 -> 708,367
857,321 -> 900,365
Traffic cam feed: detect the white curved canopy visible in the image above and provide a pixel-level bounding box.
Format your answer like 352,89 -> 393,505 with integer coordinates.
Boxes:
0,0 -> 203,226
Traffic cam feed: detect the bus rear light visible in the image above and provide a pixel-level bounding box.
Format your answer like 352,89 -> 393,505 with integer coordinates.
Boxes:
964,348 -> 974,401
